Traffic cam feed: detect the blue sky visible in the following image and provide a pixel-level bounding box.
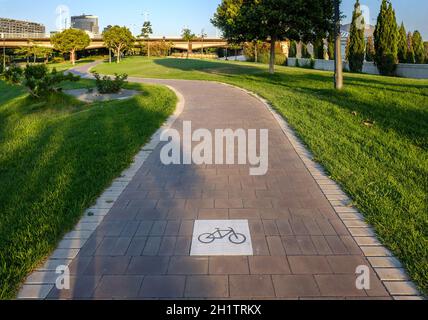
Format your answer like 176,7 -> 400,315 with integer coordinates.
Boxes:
1,0 -> 427,39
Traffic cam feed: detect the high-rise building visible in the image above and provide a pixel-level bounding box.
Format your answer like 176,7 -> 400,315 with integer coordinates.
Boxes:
71,15 -> 99,35
0,18 -> 46,38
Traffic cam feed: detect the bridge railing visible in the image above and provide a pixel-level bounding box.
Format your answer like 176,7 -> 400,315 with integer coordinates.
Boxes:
0,33 -> 50,39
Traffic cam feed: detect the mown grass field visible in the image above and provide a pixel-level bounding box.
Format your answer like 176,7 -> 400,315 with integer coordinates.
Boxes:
94,57 -> 428,294
0,78 -> 176,299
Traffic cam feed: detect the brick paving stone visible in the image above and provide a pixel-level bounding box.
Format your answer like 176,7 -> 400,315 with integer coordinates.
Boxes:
47,276 -> 101,299
127,257 -> 169,275
266,236 -> 286,256
139,276 -> 185,298
209,257 -> 249,274
168,257 -> 208,275
93,276 -> 143,299
84,256 -> 131,275
288,256 -> 332,274
315,275 -> 367,297
229,275 -> 275,298
272,275 -> 320,298
249,256 -> 290,274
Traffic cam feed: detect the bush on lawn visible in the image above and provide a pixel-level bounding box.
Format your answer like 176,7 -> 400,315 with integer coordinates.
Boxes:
23,64 -> 79,98
93,72 -> 128,94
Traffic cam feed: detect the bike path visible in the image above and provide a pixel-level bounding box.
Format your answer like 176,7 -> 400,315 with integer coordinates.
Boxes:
23,62 -> 403,299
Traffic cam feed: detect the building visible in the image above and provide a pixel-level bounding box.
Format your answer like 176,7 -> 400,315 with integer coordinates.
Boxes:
340,23 -> 375,57
0,18 -> 45,38
71,15 -> 99,36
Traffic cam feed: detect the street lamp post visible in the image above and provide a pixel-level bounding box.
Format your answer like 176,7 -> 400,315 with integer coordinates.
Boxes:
334,0 -> 343,90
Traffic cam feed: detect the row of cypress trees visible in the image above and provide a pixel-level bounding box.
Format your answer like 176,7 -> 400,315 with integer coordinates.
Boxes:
348,0 -> 426,76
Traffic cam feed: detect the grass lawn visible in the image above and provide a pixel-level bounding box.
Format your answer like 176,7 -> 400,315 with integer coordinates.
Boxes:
0,78 -> 176,299
94,57 -> 428,294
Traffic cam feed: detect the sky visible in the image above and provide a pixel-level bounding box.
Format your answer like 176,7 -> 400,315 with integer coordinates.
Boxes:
0,0 -> 427,39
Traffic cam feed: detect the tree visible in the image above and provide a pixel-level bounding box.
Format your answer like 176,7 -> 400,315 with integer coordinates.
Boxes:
327,33 -> 335,60
397,22 -> 407,63
313,38 -> 325,59
348,0 -> 365,72
289,40 -> 297,58
424,42 -> 428,63
365,36 -> 375,62
51,29 -> 90,65
406,32 -> 415,63
412,31 -> 425,64
34,46 -> 53,64
373,0 -> 398,76
141,21 -> 153,57
212,0 -> 335,74
181,28 -> 196,59
103,26 -> 135,63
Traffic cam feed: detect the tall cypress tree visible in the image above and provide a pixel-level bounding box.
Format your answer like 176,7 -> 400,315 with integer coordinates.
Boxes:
348,0 -> 365,72
365,36 -> 375,62
412,31 -> 425,64
374,0 -> 398,75
397,22 -> 407,63
407,32 -> 415,63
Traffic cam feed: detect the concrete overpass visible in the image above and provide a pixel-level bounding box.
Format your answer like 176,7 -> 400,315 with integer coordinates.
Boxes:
1,37 -> 229,51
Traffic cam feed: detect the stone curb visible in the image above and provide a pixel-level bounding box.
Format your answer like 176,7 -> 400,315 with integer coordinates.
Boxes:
17,84 -> 185,300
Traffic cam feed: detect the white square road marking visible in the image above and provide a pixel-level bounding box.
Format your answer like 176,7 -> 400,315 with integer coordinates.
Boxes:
190,220 -> 253,256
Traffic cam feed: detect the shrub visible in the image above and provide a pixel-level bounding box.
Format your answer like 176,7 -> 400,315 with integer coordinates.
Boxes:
289,41 -> 297,58
374,0 -> 398,76
23,64 -> 79,98
93,72 -> 128,94
348,0 -> 366,73
4,65 -> 23,84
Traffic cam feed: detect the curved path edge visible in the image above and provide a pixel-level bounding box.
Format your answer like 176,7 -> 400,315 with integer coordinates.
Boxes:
17,60 -> 423,300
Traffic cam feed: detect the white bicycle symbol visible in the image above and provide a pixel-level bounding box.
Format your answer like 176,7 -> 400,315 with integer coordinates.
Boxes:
198,227 -> 247,245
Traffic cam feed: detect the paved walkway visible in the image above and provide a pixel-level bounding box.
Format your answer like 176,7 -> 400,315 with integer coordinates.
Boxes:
20,62 -> 420,300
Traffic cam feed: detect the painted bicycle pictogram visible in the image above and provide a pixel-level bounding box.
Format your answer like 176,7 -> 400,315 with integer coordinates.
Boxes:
198,227 -> 247,245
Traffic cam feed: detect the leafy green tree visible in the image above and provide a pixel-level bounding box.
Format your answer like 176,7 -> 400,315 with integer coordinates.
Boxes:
141,21 -> 153,57
412,31 -> 425,64
212,0 -> 335,74
301,43 -> 311,58
365,36 -> 375,62
406,32 -> 415,63
327,33 -> 335,60
424,42 -> 428,63
397,22 -> 407,63
373,0 -> 398,75
348,0 -> 365,72
289,40 -> 297,58
103,26 -> 135,63
313,38 -> 325,59
181,28 -> 196,59
51,29 -> 90,65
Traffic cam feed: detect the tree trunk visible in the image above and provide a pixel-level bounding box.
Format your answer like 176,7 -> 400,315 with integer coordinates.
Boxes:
147,40 -> 150,57
71,50 -> 75,65
255,44 -> 258,63
117,48 -> 120,63
109,48 -> 112,63
334,0 -> 343,89
269,36 -> 276,74
33,54 -> 36,63
235,49 -> 238,60
187,41 -> 190,59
